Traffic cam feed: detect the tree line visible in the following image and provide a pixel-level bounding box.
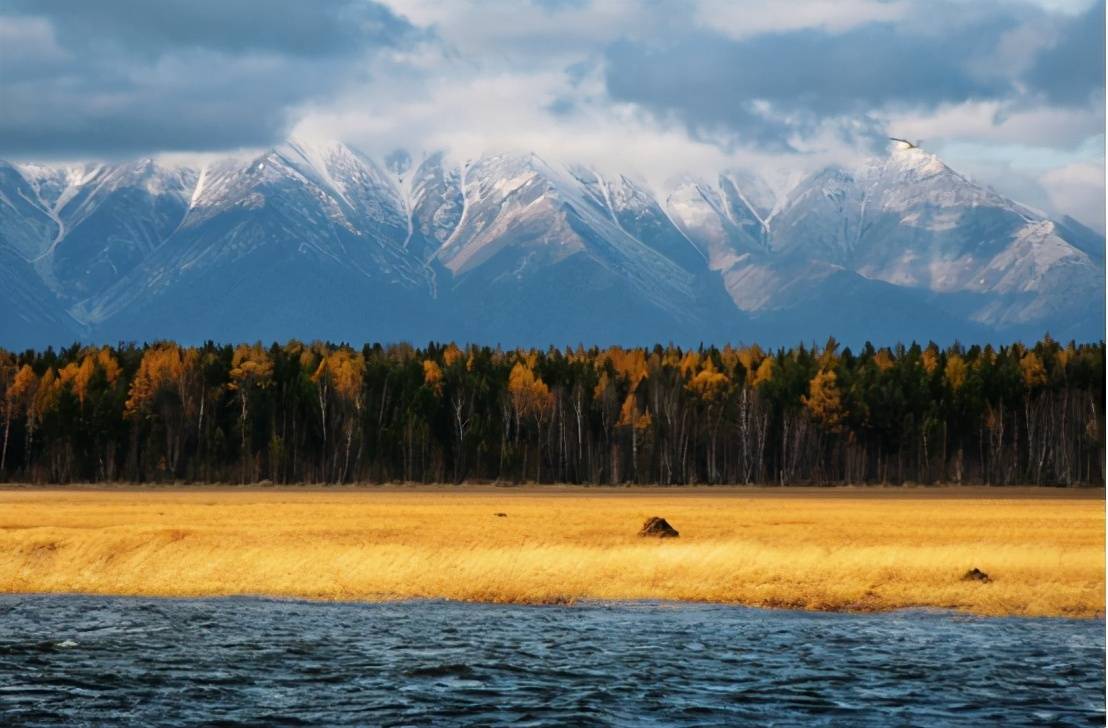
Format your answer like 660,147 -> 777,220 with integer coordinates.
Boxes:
0,336 -> 1102,485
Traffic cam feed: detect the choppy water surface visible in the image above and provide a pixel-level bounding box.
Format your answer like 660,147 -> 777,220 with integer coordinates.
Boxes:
0,596 -> 1102,726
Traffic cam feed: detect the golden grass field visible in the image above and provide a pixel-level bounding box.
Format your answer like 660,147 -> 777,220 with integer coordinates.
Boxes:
0,486 -> 1102,618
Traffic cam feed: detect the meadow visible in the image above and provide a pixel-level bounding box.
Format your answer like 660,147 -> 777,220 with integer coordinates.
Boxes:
0,486 -> 1102,618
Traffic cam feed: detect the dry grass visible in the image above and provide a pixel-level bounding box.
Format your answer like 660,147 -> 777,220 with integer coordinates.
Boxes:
0,486 -> 1102,617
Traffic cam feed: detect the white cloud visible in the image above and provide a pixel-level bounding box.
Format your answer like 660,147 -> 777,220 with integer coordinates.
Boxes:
886,99 -> 1104,150
1041,161 -> 1106,232
284,1 -> 1108,231
1022,0 -> 1099,13
692,0 -> 909,39
290,42 -> 870,197
5,0 -> 1101,231
292,62 -> 739,189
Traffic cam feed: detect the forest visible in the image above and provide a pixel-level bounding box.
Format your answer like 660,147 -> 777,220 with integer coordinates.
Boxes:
0,336 -> 1102,486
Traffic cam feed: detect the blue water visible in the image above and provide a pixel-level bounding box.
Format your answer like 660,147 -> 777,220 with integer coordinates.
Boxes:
0,596 -> 1102,726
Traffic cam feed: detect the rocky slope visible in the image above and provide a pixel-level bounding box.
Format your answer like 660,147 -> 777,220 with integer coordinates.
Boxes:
0,141 -> 1101,347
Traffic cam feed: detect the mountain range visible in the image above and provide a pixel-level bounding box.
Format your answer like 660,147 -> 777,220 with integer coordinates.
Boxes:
1,139 -> 1103,349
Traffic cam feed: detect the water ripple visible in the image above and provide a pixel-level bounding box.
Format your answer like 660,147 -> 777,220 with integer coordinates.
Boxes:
0,596 -> 1102,726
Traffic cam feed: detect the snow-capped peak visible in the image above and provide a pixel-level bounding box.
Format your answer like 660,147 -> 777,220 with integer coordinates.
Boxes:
0,139 -> 1101,348
885,145 -> 949,178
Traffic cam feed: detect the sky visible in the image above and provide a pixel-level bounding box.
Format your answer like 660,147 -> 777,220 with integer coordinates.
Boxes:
1,0 -> 1104,230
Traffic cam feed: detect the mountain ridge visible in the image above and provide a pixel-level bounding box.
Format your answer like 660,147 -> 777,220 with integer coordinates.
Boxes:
1,141 -> 1102,348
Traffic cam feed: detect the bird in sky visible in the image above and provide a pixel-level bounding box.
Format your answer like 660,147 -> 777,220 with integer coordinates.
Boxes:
889,137 -> 921,149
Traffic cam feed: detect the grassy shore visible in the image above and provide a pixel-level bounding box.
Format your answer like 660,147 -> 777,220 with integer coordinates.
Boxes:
0,486 -> 1102,617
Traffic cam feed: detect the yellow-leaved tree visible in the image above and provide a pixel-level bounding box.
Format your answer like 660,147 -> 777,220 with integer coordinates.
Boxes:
30,369 -> 60,469
618,391 -> 652,430
7,365 -> 38,470
442,343 -> 463,368
56,347 -> 121,409
312,348 -> 365,481
618,390 -> 652,483
752,356 -> 774,387
126,343 -> 201,476
228,344 -> 274,478
687,358 -> 731,402
803,368 -> 844,432
422,359 -> 444,394
508,360 -> 553,481
945,354 -> 967,392
686,358 -> 732,482
508,361 -> 552,428
922,344 -> 941,375
1019,352 -> 1047,390
874,348 -> 895,372
0,355 -> 23,471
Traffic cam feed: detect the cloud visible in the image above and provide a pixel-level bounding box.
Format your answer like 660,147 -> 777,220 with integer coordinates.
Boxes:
2,0 -> 410,58
602,4 -> 1045,151
1041,161 -> 1107,233
290,61 -> 769,190
0,1 -> 417,159
0,15 -> 66,72
1023,0 -> 1106,105
691,0 -> 911,39
887,99 -> 1104,151
0,0 -> 1102,229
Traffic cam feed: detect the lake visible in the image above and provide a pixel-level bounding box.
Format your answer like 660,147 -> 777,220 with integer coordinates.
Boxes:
0,596 -> 1102,726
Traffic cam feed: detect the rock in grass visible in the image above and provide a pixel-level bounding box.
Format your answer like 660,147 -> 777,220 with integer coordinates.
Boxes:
493,512 -> 507,517
639,516 -> 679,538
962,568 -> 990,583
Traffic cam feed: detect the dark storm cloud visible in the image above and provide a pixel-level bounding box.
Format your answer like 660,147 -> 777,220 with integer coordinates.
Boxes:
0,1 -> 418,159
1023,0 -> 1106,105
1,52 -> 326,158
1,0 -> 1103,164
3,0 -> 408,57
602,3 -> 1082,149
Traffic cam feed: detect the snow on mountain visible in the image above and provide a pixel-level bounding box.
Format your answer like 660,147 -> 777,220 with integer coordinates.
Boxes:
0,140 -> 1101,348
770,166 -> 864,262
571,167 -> 708,275
664,172 -> 774,273
406,152 -> 465,262
68,140 -> 443,344
435,153 -> 684,294
277,138 -> 409,239
428,152 -> 738,344
0,161 -> 59,261
719,170 -> 774,247
45,160 -> 198,301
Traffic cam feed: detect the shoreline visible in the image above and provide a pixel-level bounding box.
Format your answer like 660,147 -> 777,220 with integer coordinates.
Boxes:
5,591 -> 1104,621
2,488 -> 1102,619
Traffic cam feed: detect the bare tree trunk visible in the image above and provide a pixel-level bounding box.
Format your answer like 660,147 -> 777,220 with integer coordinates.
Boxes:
1,408 -> 10,474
